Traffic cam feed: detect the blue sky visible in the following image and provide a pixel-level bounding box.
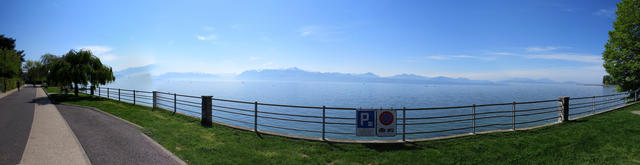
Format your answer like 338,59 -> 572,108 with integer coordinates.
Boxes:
0,0 -> 619,83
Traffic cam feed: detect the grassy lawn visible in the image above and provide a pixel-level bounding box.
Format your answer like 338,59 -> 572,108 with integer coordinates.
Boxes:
45,87 -> 640,164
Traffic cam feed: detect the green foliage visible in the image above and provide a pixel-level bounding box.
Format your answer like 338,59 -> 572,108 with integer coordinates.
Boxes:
43,50 -> 115,96
0,34 -> 25,62
603,75 -> 615,85
0,77 -> 21,92
0,49 -> 22,92
64,50 -> 93,95
603,0 -> 640,92
46,87 -> 640,164
88,55 -> 115,95
24,60 -> 47,84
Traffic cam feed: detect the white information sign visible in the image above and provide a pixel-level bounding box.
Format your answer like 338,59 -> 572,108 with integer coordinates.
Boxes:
376,109 -> 397,137
356,109 -> 376,136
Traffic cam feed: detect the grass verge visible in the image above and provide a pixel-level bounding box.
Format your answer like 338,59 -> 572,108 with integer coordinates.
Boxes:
45,87 -> 640,164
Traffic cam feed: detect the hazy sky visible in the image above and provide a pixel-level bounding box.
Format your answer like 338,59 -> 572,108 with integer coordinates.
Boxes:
1,0 -> 619,83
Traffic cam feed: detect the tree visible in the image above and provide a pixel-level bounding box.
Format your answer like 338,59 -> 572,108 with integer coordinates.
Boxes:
87,54 -> 115,95
44,49 -> 115,96
46,54 -> 72,93
64,50 -> 93,96
603,0 -> 640,93
0,49 -> 22,92
23,60 -> 46,85
603,75 -> 615,85
0,35 -> 26,62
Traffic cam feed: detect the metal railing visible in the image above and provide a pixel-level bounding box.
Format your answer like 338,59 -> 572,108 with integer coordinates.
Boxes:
83,87 -> 638,143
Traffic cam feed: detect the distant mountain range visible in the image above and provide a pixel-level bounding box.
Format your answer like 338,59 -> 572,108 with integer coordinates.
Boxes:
155,72 -> 219,80
237,67 -> 495,85
114,65 -> 581,85
497,78 -> 579,84
114,64 -> 155,78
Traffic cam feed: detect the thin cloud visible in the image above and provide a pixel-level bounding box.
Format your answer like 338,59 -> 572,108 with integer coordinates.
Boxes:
249,56 -> 261,60
78,46 -> 117,62
426,56 -> 448,60
415,55 -> 495,61
299,26 -> 316,36
486,50 -> 600,63
203,26 -> 215,31
487,52 -> 516,56
448,66 -> 605,84
197,34 -> 218,41
594,8 -> 616,18
79,46 -> 112,54
525,46 -> 566,52
298,25 -> 345,42
451,55 -> 496,61
100,54 -> 118,61
524,53 -> 602,63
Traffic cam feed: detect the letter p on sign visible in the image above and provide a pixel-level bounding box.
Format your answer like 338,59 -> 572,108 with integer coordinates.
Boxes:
356,109 -> 375,136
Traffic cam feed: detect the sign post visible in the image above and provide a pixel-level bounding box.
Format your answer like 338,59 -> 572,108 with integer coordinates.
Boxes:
376,109 -> 397,137
356,109 -> 376,136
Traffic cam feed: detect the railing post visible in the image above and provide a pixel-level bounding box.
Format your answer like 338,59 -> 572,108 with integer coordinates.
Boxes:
173,93 -> 177,115
322,106 -> 326,141
592,96 -> 596,114
152,91 -> 157,111
201,96 -> 212,127
254,101 -> 259,136
98,87 -> 101,96
107,88 -> 109,98
402,107 -> 406,142
558,96 -> 569,122
133,90 -> 136,105
118,88 -> 121,101
472,104 -> 476,134
512,101 -> 516,131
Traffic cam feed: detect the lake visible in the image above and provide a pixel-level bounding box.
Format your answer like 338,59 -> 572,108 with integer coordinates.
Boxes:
101,78 -> 626,141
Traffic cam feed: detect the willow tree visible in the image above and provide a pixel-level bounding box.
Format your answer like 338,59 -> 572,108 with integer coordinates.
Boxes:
47,50 -> 115,96
24,60 -> 47,85
47,54 -> 72,93
88,56 -> 115,95
603,0 -> 640,92
64,50 -> 93,96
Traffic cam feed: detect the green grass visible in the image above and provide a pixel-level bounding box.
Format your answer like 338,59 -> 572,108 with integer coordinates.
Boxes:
44,87 -> 640,164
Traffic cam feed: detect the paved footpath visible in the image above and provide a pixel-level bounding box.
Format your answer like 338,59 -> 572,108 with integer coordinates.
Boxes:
0,87 -> 34,164
0,87 -> 184,165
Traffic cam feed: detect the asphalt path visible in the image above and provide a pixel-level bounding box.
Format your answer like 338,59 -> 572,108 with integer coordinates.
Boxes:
0,87 -> 35,165
0,87 -> 183,165
55,104 -> 183,165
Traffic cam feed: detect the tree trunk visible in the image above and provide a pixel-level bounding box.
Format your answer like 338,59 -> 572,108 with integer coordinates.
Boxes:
74,83 -> 79,96
90,86 -> 95,95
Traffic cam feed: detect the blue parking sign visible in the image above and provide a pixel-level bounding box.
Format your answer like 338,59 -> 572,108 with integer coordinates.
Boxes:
356,109 -> 376,136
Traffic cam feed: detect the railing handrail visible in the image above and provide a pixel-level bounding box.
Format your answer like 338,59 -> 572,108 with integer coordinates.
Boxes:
84,86 -> 636,143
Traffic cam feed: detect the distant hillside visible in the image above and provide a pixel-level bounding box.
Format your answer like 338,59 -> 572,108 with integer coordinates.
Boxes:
155,72 -> 219,80
112,66 -> 581,85
114,64 -> 155,78
498,78 -> 579,84
237,67 -> 495,85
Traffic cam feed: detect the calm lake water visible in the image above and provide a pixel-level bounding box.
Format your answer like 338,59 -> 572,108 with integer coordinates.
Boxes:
102,78 -> 624,141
